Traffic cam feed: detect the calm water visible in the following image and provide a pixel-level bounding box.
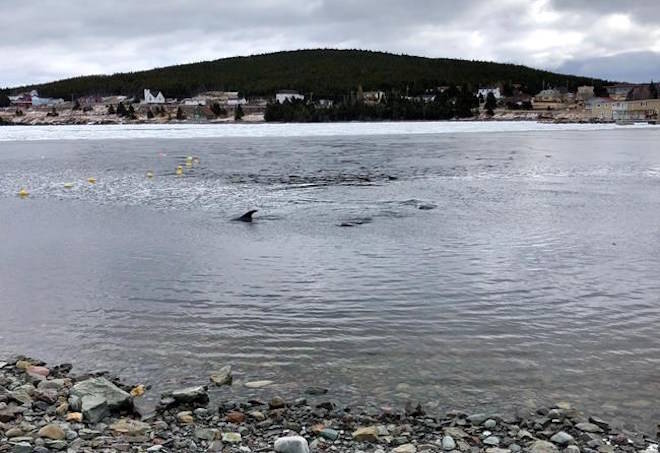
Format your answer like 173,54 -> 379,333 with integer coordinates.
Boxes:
1,124 -> 660,432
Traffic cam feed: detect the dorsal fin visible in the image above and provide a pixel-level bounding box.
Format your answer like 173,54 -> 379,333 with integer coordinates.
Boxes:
234,209 -> 258,222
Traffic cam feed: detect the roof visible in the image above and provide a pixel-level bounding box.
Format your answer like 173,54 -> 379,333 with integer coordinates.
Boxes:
277,90 -> 300,94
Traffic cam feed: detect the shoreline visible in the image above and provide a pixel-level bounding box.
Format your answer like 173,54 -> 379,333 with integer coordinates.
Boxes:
0,108 -> 629,127
1,355 -> 657,452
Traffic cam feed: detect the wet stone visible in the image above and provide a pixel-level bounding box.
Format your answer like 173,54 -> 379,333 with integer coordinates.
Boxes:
551,432 -> 575,446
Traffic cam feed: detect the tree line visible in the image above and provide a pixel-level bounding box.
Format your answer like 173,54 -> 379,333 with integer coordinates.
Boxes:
265,85 -> 480,122
10,49 -> 608,100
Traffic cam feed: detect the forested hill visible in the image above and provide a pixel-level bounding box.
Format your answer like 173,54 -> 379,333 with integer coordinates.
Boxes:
13,49 -> 607,99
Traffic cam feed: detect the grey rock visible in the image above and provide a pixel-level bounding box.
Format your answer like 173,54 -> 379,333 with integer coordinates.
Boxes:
71,377 -> 131,422
393,445 -> 417,453
467,413 -> 488,425
484,419 -> 497,429
68,394 -> 82,412
576,423 -> 603,434
210,366 -> 232,386
588,416 -> 610,430
11,442 -> 33,453
564,446 -> 581,453
194,427 -> 219,441
37,379 -> 68,392
305,386 -> 328,395
171,385 -> 209,405
483,436 -> 500,446
530,440 -> 559,453
80,394 -> 109,423
550,432 -> 575,446
44,440 -> 67,450
510,444 -> 521,452
274,435 -> 311,453
0,405 -> 25,422
320,428 -> 339,441
442,435 -> 457,451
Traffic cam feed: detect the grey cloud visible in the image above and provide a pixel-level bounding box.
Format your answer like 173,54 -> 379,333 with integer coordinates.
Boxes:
1,0 -> 659,87
557,51 -> 660,83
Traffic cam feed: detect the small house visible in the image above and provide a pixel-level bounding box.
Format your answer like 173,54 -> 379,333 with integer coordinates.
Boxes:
144,89 -> 165,104
275,90 -> 304,103
477,88 -> 502,100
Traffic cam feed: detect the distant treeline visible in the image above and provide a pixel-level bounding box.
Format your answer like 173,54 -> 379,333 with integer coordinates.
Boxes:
265,86 -> 481,122
10,49 -> 608,100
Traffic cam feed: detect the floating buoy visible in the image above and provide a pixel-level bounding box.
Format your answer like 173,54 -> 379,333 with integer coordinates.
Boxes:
63,183 -> 73,189
87,177 -> 97,184
186,156 -> 193,161
18,188 -> 29,198
146,171 -> 154,178
176,166 -> 183,176
193,157 -> 200,164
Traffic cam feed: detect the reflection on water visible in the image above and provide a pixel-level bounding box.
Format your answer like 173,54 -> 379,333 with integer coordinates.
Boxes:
1,128 -> 660,433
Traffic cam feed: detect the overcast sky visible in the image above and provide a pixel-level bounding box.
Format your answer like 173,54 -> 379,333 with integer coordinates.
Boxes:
2,0 -> 659,87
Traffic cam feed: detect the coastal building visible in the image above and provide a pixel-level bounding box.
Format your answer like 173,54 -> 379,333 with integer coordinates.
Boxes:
576,86 -> 595,101
227,95 -> 247,106
32,95 -> 64,107
477,88 -> 502,100
10,93 -> 32,107
612,99 -> 660,122
605,84 -> 638,101
143,89 -> 165,104
317,99 -> 334,108
182,97 -> 207,106
362,91 -> 385,104
275,90 -> 304,103
533,88 -> 564,110
586,97 -> 614,120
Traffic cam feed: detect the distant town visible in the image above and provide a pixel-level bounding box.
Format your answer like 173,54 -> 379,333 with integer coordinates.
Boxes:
1,82 -> 658,125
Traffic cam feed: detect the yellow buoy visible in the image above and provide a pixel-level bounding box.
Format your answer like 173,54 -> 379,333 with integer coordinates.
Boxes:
130,384 -> 146,397
186,160 -> 192,167
63,183 -> 73,189
88,177 -> 97,184
176,166 -> 183,176
146,171 -> 154,178
193,157 -> 200,164
186,156 -> 193,161
18,188 -> 29,198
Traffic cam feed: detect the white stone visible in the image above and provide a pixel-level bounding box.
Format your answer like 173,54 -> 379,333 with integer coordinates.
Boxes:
274,435 -> 310,453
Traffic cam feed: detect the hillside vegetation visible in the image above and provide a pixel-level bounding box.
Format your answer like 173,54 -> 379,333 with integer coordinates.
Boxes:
12,49 -> 606,99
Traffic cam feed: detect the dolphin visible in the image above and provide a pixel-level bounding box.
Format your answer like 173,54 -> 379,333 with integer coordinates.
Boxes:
233,209 -> 258,222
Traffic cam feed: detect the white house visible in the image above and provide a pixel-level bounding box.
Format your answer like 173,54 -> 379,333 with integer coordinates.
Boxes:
276,90 -> 304,103
182,97 -> 207,106
363,90 -> 385,104
143,89 -> 165,104
227,95 -> 247,106
478,88 -> 502,100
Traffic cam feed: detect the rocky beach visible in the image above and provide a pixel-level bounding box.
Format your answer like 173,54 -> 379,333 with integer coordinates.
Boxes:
0,356 -> 657,453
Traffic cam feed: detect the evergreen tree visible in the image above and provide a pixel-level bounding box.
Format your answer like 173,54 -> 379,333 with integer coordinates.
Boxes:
116,102 -> 127,116
0,89 -> 10,107
128,105 -> 136,118
234,104 -> 244,120
72,100 -> 81,110
502,81 -> 514,97
176,107 -> 185,120
107,104 -> 115,115
147,108 -> 154,119
485,92 -> 497,115
210,102 -> 226,117
650,81 -> 658,99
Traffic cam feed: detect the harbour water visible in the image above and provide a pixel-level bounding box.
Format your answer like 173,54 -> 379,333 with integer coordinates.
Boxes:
1,122 -> 659,432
